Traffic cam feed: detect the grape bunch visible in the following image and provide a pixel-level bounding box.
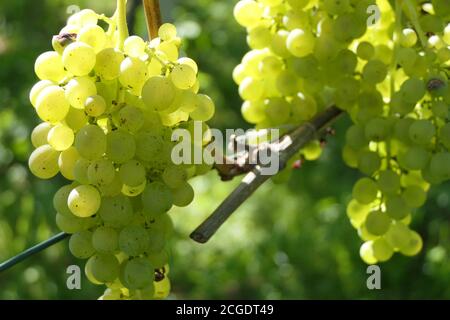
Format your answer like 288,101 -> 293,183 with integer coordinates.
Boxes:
234,0 -> 449,264
29,6 -> 214,300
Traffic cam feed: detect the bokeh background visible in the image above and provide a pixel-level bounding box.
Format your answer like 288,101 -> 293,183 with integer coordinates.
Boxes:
0,0 -> 449,300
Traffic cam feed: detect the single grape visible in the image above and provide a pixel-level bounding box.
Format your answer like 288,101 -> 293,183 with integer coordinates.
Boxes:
68,185 -> 101,218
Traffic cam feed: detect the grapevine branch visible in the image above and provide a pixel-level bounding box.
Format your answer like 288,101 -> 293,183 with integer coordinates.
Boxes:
190,106 -> 343,243
143,0 -> 162,39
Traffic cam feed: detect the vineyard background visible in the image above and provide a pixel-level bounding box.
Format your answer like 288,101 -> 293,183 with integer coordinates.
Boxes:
0,0 -> 449,299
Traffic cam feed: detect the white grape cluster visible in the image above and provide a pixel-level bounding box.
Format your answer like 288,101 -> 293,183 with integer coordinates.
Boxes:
234,0 -> 450,264
29,8 -> 215,300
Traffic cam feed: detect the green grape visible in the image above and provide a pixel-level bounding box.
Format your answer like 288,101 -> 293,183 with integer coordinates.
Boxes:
28,144 -> 60,179
67,9 -> 98,27
345,125 -> 367,150
362,60 -> 388,84
148,250 -> 169,269
400,28 -> 418,47
431,100 -> 449,119
440,123 -> 450,149
65,107 -> 88,132
393,117 -> 414,143
178,57 -> 198,74
162,166 -> 187,189
323,0 -> 351,15
100,288 -> 122,300
159,23 -> 177,41
65,76 -> 97,110
408,120 -> 436,145
247,25 -> 272,49
377,170 -> 400,195
106,130 -> 136,164
400,78 -> 426,104
56,212 -> 96,234
85,95 -> 107,117
276,70 -> 300,96
390,92 -> 415,115
142,76 -> 176,111
73,158 -> 91,184
53,184 -> 74,216
385,222 -> 410,250
31,122 -> 52,148
171,181 -> 194,207
259,55 -> 283,75
332,49 -> 357,75
124,35 -> 146,58
333,13 -> 366,42
98,172 -> 123,197
78,25 -> 107,53
84,256 -> 103,285
92,226 -> 119,254
142,182 -> 173,216
357,151 -> 381,175
62,42 -> 96,76
98,195 -> 133,228
347,199 -> 371,227
364,117 -> 390,142
356,41 -> 375,60
302,140 -> 323,161
95,48 -> 125,80
116,106 -> 144,133
135,132 -> 165,162
30,80 -> 54,108
190,94 -> 215,121
271,30 -> 291,58
365,210 -> 391,236
265,98 -> 291,125
59,146 -> 80,180
68,185 -> 101,218
122,180 -> 147,197
171,64 -> 197,90
233,0 -> 263,28
47,124 -> 74,151
286,28 -> 315,58
35,86 -> 70,123
385,196 -> 410,220
146,228 -> 166,254
119,225 -> 150,257
241,100 -> 266,124
88,254 -> 120,283
371,238 -> 394,262
119,57 -> 149,95
286,0 -> 309,10
119,160 -> 146,187
69,230 -> 95,259
75,125 -> 107,160
402,185 -> 426,208
88,159 -> 115,186
359,241 -> 377,265
239,77 -> 264,101
352,178 -> 379,204
401,146 -> 430,170
399,230 -> 423,256
429,152 -> 450,179
34,51 -> 66,82
120,258 -> 154,290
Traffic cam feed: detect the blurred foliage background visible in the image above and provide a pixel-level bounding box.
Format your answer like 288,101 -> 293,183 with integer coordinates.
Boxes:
0,0 -> 449,300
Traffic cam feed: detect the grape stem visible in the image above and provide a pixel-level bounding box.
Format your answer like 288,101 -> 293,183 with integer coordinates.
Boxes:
117,0 -> 129,50
0,233 -> 69,273
190,106 -> 343,244
143,0 -> 162,40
